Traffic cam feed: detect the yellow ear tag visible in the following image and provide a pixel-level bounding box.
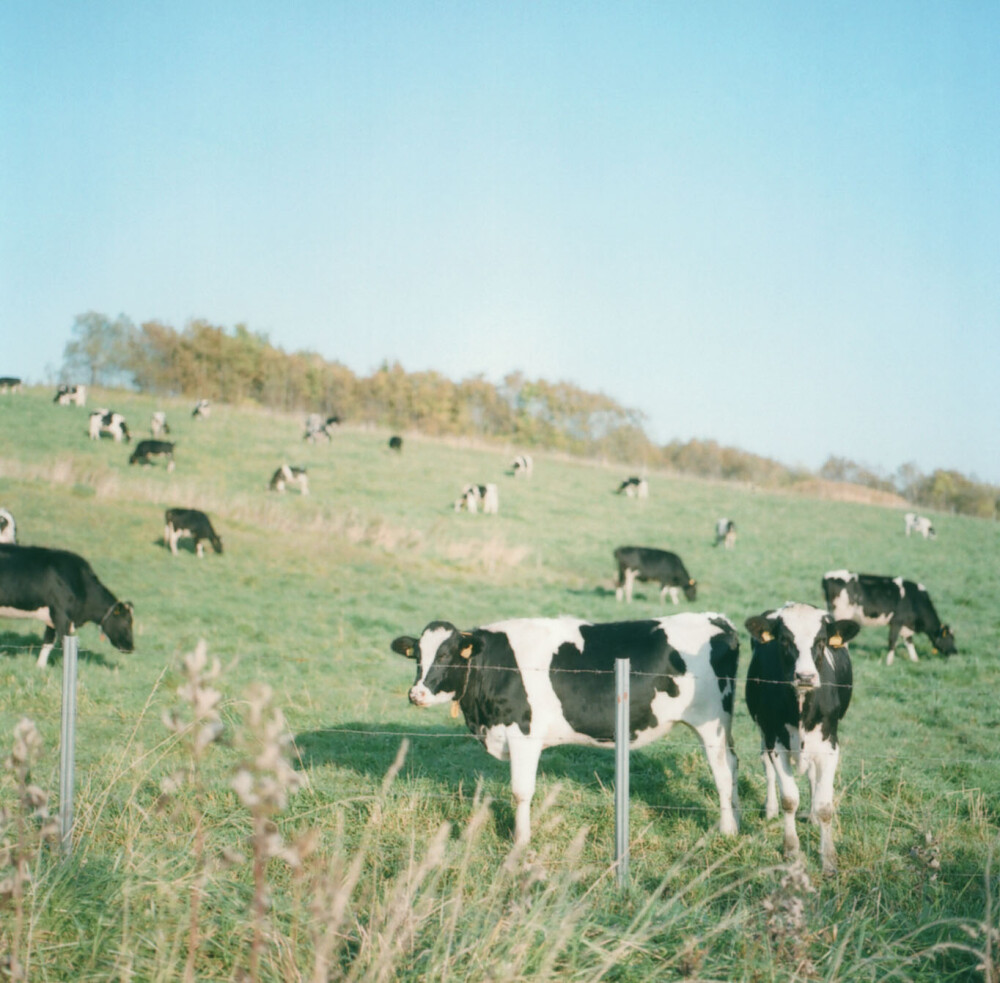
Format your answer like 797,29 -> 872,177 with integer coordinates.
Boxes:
450,701 -> 460,718
460,645 -> 473,659
829,634 -> 843,648
932,648 -> 938,655
761,630 -> 773,643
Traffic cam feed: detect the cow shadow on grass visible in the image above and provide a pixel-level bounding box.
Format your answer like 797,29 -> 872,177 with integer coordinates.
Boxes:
565,586 -> 617,600
293,722 -> 724,839
0,630 -> 118,669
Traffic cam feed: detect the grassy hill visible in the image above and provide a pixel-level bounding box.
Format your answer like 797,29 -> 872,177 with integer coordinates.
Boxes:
1,386 -> 998,980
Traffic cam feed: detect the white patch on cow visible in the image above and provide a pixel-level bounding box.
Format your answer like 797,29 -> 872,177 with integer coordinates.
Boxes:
408,624 -> 461,707
892,577 -> 905,596
0,605 -> 53,626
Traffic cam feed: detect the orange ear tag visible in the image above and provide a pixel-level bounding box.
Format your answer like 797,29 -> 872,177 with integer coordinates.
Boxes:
761,631 -> 773,643
460,645 -> 473,659
451,701 -> 460,718
829,634 -> 843,648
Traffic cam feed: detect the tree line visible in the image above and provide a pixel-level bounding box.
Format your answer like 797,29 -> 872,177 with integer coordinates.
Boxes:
60,312 -> 998,518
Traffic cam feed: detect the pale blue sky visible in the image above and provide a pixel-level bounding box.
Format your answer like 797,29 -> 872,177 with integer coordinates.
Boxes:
3,2 -> 998,482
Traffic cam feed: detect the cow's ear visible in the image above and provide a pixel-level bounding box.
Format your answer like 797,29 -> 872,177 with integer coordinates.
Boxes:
745,616 -> 776,644
458,632 -> 482,659
828,620 -> 860,647
391,635 -> 419,659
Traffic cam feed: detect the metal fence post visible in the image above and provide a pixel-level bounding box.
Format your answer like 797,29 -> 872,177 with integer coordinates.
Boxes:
615,657 -> 630,888
59,634 -> 78,855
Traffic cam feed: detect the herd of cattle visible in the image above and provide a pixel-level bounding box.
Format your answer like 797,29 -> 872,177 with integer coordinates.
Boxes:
0,386 -> 960,874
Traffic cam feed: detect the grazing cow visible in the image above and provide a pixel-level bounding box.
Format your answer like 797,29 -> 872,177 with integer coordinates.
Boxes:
391,613 -> 740,844
822,570 -> 956,665
0,377 -> 22,394
164,508 -> 223,558
454,484 -> 499,515
904,512 -> 936,539
88,409 -> 130,442
0,508 -> 16,544
304,413 -> 340,442
0,543 -> 134,668
388,435 -> 403,452
269,464 -> 309,494
192,399 -> 211,419
512,454 -> 533,478
713,518 -> 736,549
616,476 -> 649,498
614,546 -> 697,604
745,603 -> 859,874
54,384 -> 86,406
150,411 -> 171,436
129,440 -> 176,471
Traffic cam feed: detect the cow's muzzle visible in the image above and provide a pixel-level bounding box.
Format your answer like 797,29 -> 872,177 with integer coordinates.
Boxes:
794,671 -> 819,691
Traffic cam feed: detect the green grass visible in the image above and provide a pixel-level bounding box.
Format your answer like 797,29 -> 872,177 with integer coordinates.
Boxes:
1,385 -> 998,980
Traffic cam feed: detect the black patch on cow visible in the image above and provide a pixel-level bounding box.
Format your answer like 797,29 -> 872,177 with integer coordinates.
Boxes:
460,630 -> 531,738
708,617 -> 739,716
549,620 -> 685,742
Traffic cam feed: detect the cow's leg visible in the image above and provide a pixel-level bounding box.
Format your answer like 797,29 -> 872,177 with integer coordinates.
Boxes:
36,626 -> 58,668
692,718 -> 739,834
898,626 -> 919,662
167,459 -> 175,473
766,747 -> 801,858
886,621 -> 902,665
664,586 -> 681,605
196,540 -> 205,558
618,567 -> 636,603
169,528 -> 180,555
761,739 -> 779,819
808,742 -> 840,875
507,731 -> 543,846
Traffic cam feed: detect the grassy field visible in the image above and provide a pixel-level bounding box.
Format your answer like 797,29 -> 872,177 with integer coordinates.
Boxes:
1,386 -> 998,981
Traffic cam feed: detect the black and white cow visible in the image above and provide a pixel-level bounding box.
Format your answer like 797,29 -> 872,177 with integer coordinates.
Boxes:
713,518 -> 736,549
454,484 -> 499,515
0,508 -> 16,544
0,377 -> 22,394
269,464 -> 309,494
54,384 -> 86,406
192,398 -> 211,419
164,509 -> 223,557
512,454 -> 533,478
129,440 -> 176,471
150,411 -> 171,437
391,613 -> 740,844
614,546 -> 697,604
0,543 -> 134,668
388,435 -> 403,452
304,413 -> 340,442
88,409 -> 130,442
744,603 -> 860,875
616,476 -> 648,498
822,570 -> 956,665
904,512 -> 935,539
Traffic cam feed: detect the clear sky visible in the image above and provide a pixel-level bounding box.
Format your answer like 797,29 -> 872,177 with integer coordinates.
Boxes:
3,2 -> 999,482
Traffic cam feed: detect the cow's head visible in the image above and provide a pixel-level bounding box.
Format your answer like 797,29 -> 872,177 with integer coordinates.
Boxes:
209,534 -> 224,555
745,603 -> 859,691
101,601 -> 135,653
932,624 -> 957,656
391,621 -> 481,708
684,578 -> 698,601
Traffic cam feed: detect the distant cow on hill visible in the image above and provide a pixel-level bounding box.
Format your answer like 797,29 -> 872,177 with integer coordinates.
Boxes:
512,454 -> 533,478
89,409 -> 130,442
388,435 -> 403,452
164,509 -> 223,558
129,440 -> 175,471
0,544 -> 134,668
0,377 -> 22,394
713,518 -> 736,549
454,484 -> 499,515
614,546 -> 696,604
304,413 -> 340,442
904,512 -> 935,539
616,476 -> 648,499
269,465 -> 309,494
150,411 -> 171,436
54,384 -> 86,406
192,399 -> 211,419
